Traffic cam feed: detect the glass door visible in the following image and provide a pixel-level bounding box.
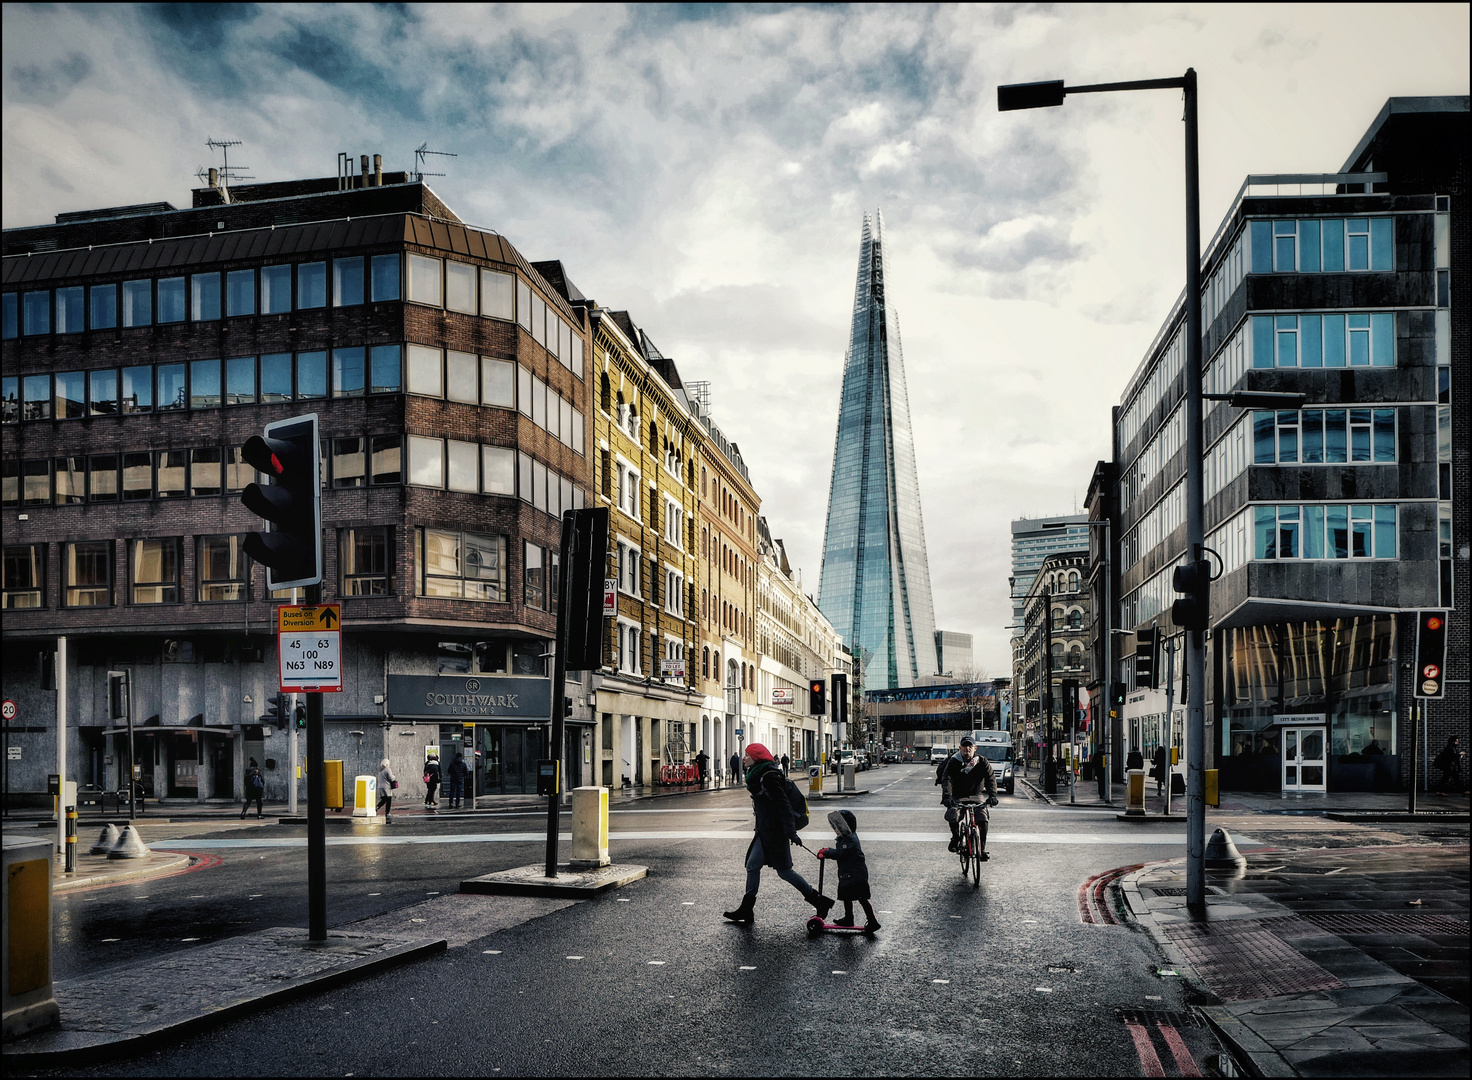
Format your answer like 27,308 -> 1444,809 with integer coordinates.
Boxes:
1282,726 -> 1327,792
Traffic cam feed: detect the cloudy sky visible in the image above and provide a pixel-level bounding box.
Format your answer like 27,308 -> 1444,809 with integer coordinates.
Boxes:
4,3 -> 1467,672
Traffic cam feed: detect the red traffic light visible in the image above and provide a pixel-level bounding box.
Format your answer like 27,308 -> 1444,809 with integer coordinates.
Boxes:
1425,615 -> 1443,631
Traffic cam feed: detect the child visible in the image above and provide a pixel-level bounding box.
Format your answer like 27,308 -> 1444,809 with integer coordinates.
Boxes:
817,809 -> 881,933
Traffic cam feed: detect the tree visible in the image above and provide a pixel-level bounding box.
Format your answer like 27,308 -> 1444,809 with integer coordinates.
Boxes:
952,665 -> 993,729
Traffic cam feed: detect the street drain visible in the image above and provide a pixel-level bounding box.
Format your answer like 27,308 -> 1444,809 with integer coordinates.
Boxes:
1047,966 -> 1078,974
1116,1007 -> 1202,1028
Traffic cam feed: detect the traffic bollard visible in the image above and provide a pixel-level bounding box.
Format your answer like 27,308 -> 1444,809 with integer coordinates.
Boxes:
64,806 -> 76,874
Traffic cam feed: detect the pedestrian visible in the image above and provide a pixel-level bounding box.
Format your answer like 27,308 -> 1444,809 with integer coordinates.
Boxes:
423,752 -> 441,811
722,743 -> 831,925
241,758 -> 265,819
1127,746 -> 1144,772
729,751 -> 741,789
781,753 -> 790,773
1151,745 -> 1168,797
376,757 -> 398,823
446,753 -> 469,809
1433,736 -> 1465,795
817,809 -> 881,933
696,750 -> 710,784
1363,740 -> 1385,756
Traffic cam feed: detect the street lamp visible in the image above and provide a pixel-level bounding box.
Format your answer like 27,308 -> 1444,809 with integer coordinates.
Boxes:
999,69 -> 1209,914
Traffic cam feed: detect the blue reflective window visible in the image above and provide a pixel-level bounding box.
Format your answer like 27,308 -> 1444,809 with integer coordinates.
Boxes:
1252,315 -> 1274,368
1372,410 -> 1394,462
1253,412 -> 1276,463
1346,219 -> 1369,270
1299,314 -> 1321,367
1373,505 -> 1396,557
1277,411 -> 1298,463
371,254 -> 400,301
192,273 -> 221,321
1326,505 -> 1349,558
1322,314 -> 1346,367
1254,505 -> 1276,559
157,363 -> 186,411
1276,315 -> 1297,367
297,263 -> 326,309
260,353 -> 292,402
158,278 -> 186,323
1,293 -> 15,339
190,359 -> 221,409
1348,314 -> 1372,366
23,291 -> 50,335
1302,505 -> 1325,559
226,357 -> 256,405
296,350 -> 327,399
1324,410 -> 1347,463
55,287 -> 84,334
121,365 -> 152,413
90,285 -> 117,329
261,265 -> 291,314
1321,221 -> 1344,271
122,280 -> 151,327
226,270 -> 255,316
1301,410 -> 1324,463
1350,505 -> 1372,558
1250,221 -> 1272,273
1371,313 -> 1394,366
1274,220 -> 1296,271
1298,219 -> 1320,272
332,347 -> 365,397
1370,218 -> 1393,271
1277,505 -> 1299,559
333,258 -> 364,307
370,345 -> 401,394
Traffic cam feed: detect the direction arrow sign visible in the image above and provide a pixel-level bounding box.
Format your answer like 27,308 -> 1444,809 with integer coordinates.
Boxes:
278,604 -> 342,693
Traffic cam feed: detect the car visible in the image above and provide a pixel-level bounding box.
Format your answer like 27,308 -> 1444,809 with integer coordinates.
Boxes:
882,750 -> 899,764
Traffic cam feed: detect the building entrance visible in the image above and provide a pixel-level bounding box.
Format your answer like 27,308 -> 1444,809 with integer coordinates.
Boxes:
471,724 -> 546,797
1282,726 -> 1327,792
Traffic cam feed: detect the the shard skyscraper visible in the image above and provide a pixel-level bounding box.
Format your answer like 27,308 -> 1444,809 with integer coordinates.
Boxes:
818,211 -> 939,690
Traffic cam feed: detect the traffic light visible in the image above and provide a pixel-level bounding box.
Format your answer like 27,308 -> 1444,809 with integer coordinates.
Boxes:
1061,679 -> 1079,728
260,693 -> 289,730
1414,610 -> 1449,699
1170,558 -> 1211,633
241,414 -> 322,590
1134,627 -> 1159,690
295,704 -> 307,730
830,672 -> 848,726
107,670 -> 129,721
1110,680 -> 1126,713
809,678 -> 827,715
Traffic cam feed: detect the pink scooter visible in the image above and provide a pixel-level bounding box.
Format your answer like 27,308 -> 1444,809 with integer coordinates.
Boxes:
802,845 -> 875,938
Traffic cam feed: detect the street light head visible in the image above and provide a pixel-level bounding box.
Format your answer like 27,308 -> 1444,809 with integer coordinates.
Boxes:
997,80 -> 1066,111
1204,390 -> 1309,410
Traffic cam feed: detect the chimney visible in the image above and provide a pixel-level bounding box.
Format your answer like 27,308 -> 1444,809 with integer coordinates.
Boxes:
374,154 -> 383,187
360,155 -> 370,189
208,167 -> 219,188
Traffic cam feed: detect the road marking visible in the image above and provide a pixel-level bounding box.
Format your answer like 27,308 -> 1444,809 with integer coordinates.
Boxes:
832,970 -> 847,975
566,956 -> 584,960
647,960 -> 666,965
1157,1021 -> 1202,1076
181,937 -> 200,942
739,966 -> 756,971
483,950 -> 502,955
1125,1020 -> 1166,1077
1035,987 -> 1052,993
616,898 -> 632,902
101,938 -> 120,942
682,902 -> 695,906
932,979 -> 950,984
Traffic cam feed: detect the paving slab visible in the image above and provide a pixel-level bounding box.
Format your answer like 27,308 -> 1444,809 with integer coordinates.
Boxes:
1,927 -> 445,1068
459,861 -> 648,897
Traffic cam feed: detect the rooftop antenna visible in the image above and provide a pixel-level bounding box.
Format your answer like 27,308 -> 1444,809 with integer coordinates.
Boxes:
196,138 -> 252,204
687,380 -> 712,416
412,141 -> 456,182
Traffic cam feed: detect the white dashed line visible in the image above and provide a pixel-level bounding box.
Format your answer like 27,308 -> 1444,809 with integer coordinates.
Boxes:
483,950 -> 502,955
566,956 -> 584,961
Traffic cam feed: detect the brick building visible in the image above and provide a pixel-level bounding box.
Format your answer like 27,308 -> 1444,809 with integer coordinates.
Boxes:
2,163 -> 593,805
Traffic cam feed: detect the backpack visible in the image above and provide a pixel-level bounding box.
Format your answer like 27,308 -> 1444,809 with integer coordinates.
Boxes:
248,770 -> 264,791
781,775 -> 810,831
934,753 -> 955,785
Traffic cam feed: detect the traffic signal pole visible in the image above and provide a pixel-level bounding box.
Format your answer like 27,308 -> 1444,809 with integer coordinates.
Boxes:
304,582 -> 326,941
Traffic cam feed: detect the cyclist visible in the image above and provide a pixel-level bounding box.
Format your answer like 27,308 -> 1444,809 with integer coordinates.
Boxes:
943,737 -> 998,858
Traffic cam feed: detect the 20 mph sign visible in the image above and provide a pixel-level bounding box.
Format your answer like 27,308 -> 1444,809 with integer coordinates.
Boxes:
278,604 -> 342,693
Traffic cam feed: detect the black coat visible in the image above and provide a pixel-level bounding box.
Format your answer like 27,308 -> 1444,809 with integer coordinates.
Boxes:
425,760 -> 441,783
745,763 -> 798,872
824,832 -> 871,901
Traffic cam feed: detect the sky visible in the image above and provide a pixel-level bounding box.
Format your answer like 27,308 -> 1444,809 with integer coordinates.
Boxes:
3,3 -> 1468,674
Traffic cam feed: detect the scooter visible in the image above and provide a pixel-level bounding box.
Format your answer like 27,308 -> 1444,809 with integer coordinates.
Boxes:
802,845 -> 875,938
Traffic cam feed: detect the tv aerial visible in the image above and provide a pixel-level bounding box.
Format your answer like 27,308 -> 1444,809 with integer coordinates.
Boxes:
195,138 -> 253,200
413,142 -> 456,181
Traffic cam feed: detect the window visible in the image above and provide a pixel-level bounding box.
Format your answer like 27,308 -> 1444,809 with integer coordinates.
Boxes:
333,347 -> 365,397
225,446 -> 251,493
333,257 -> 364,307
1252,312 -> 1394,369
122,280 -> 152,327
370,435 -> 402,485
260,353 -> 292,402
517,279 -> 532,332
447,350 -> 477,403
0,461 -> 13,505
297,262 -> 327,309
618,462 -> 640,519
482,269 -> 514,320
481,357 -> 514,408
665,568 -> 684,615
157,363 -> 186,411
1253,409 -> 1396,464
341,527 -> 393,596
191,273 -> 221,321
55,371 -> 84,419
85,456 -> 115,502
408,435 -> 444,487
89,284 -> 118,330
1250,217 -> 1393,274
618,540 -> 641,596
122,452 -> 152,501
524,542 -> 546,609
482,445 -> 515,495
66,541 -> 111,607
56,287 -> 84,333
618,621 -> 642,675
22,374 -> 50,420
665,498 -> 684,546
190,447 -> 223,496
416,528 -> 506,600
131,538 -> 179,604
226,269 -> 255,316
190,358 -> 221,408
156,277 -> 185,323
261,265 -> 291,314
23,290 -> 50,335
447,440 -> 478,492
446,261 -> 476,313
332,438 -> 365,488
408,254 -> 441,305
3,544 -> 45,609
1253,503 -> 1397,560
407,345 -> 442,397
156,450 -> 187,498
55,456 -> 83,504
296,350 -> 327,399
3,293 -> 17,339
224,356 -> 256,405
370,254 -> 400,301
198,535 -> 247,602
370,345 -> 401,394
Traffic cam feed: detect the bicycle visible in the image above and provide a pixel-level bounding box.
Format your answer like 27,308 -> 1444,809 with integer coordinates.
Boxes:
954,797 -> 996,886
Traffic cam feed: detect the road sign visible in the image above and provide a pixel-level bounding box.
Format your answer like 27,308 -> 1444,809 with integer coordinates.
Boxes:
277,604 -> 342,693
7,746 -> 20,760
771,687 -> 794,707
603,578 -> 617,617
734,728 -> 744,736
1,699 -> 15,722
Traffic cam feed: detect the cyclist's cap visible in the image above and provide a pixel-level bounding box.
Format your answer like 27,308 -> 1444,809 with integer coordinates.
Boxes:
959,737 -> 975,747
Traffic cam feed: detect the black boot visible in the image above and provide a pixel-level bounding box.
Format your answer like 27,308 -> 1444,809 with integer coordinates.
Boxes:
805,890 -> 835,918
723,894 -> 756,924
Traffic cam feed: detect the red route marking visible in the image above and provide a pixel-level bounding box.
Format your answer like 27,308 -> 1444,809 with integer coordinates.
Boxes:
1125,1021 -> 1167,1077
1157,1021 -> 1202,1077
57,851 -> 223,894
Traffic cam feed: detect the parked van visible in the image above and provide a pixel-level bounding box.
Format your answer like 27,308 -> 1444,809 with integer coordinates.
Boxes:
970,730 -> 1016,794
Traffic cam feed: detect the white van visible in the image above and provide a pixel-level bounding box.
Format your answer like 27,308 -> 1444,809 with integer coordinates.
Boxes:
971,730 -> 1016,795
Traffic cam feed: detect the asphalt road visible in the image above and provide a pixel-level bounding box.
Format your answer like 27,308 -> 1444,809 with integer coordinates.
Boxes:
49,764 -> 1249,1076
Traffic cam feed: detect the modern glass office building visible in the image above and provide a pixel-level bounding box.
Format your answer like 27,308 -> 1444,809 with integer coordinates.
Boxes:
819,211 -> 939,690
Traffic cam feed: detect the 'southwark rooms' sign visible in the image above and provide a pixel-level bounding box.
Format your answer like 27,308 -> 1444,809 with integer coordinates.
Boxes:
385,675 -> 552,720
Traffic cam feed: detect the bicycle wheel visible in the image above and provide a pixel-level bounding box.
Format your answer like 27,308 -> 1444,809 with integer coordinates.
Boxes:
969,826 -> 982,886
958,830 -> 971,877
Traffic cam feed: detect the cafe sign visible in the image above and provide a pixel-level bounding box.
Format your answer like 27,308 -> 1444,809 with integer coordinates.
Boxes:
386,675 -> 551,721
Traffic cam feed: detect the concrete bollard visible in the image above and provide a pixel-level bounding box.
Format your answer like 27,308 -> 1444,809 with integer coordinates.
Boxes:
90,823 -> 121,855
107,824 -> 151,860
1125,769 -> 1146,816
1204,827 -> 1248,870
569,787 -> 609,869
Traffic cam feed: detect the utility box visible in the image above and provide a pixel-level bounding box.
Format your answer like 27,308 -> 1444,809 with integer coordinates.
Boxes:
3,836 -> 59,1039
352,775 -> 377,817
324,760 -> 344,811
843,763 -> 856,788
1205,769 -> 1219,809
570,786 -> 610,868
1125,769 -> 1146,816
808,765 -> 822,794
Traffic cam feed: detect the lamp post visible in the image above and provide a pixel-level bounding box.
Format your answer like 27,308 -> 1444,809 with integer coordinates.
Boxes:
999,70 -> 1208,912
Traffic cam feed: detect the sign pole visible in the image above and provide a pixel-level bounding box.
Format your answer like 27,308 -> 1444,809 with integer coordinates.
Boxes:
547,512 -> 577,878
304,583 -> 327,941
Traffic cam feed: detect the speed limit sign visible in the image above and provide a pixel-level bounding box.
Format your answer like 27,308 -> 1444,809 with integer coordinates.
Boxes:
1,699 -> 16,722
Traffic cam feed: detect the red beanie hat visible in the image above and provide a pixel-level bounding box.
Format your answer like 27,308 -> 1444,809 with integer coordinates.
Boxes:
744,743 -> 773,763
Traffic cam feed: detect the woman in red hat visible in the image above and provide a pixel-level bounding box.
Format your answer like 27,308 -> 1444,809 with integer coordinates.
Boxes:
723,743 -> 833,924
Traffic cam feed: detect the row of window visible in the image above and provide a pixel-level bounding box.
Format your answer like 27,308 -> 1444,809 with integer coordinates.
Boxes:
3,256 -> 402,338
1249,217 -> 1394,275
1121,484 -> 1184,569
612,537 -> 689,618
1253,408 -> 1397,465
1252,312 -> 1395,369
3,346 -> 404,422
404,435 -> 583,519
613,620 -> 689,681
